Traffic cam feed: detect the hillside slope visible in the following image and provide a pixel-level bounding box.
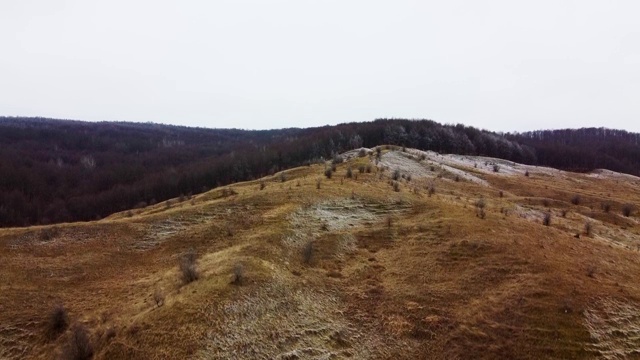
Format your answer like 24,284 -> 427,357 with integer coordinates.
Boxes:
1,146 -> 640,359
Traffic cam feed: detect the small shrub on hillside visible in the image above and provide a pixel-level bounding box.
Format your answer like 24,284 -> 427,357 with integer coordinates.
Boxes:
584,221 -> 592,236
385,216 -> 393,228
524,170 -> 530,177
346,166 -> 353,179
406,174 -> 412,182
492,164 -> 500,172
358,149 -> 367,157
571,195 -> 581,205
332,154 -> 344,164
232,263 -> 244,285
302,241 -> 314,264
475,198 -> 486,219
392,169 -> 401,181
622,204 -> 634,217
392,181 -> 400,192
561,209 -> 568,217
324,168 -> 333,179
279,172 -> 287,182
179,249 -> 199,284
316,178 -> 321,189
358,165 -> 366,173
419,154 -> 426,161
430,165 -> 435,172
455,175 -> 460,182
499,190 -> 504,198
61,324 -> 93,360
260,181 -> 266,190
542,199 -> 550,207
40,227 -> 60,241
428,184 -> 436,197
366,164 -> 372,173
543,212 -> 551,226
601,202 -> 611,213
153,289 -> 165,307
331,163 -> 337,172
47,304 -> 69,339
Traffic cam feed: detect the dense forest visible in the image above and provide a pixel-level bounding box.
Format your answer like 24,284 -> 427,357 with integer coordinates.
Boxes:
1,117 -> 639,227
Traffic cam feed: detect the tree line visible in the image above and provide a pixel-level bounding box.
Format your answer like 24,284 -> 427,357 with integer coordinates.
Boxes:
0,117 -> 638,227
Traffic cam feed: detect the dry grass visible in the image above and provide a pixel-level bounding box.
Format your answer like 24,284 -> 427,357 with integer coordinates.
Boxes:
1,148 -> 640,359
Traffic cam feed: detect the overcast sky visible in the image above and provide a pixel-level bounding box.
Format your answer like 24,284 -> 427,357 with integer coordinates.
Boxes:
1,1 -> 639,132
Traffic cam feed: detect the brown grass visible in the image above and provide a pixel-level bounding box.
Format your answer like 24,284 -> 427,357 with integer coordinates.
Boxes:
1,150 -> 640,359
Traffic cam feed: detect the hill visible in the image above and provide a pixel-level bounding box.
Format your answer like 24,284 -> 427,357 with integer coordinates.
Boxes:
2,117 -> 640,228
1,146 -> 639,359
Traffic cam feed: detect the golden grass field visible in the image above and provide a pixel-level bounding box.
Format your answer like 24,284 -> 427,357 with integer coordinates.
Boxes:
1,147 -> 640,359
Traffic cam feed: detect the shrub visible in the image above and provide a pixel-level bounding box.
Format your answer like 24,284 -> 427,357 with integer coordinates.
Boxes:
427,184 -> 436,197
153,289 -> 165,307
542,199 -> 550,207
524,170 -> 530,177
358,148 -> 367,157
385,216 -> 393,228
584,221 -> 592,236
492,164 -> 500,173
40,227 -> 60,241
324,168 -> 333,179
455,175 -> 460,182
570,195 -> 581,205
346,166 -> 353,179
543,212 -> 551,226
601,202 -> 611,213
406,174 -> 412,182
61,324 -> 93,360
232,263 -> 244,285
47,304 -> 69,339
622,204 -> 634,217
499,190 -> 504,198
302,241 -> 314,264
332,154 -> 344,164
316,178 -> 321,189
260,181 -> 266,190
279,172 -> 287,182
561,209 -> 568,217
179,249 -> 199,284
331,163 -> 337,172
365,165 -> 372,173
392,181 -> 400,192
358,165 -> 366,173
475,198 -> 486,219
392,169 -> 401,181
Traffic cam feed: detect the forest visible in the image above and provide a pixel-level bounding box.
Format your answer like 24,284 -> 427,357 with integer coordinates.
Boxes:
1,117 -> 639,227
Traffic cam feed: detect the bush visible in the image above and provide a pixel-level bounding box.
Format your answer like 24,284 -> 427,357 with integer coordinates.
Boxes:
232,263 -> 244,285
365,165 -> 372,173
259,181 -> 266,190
571,195 -> 581,205
427,184 -> 436,197
543,212 -> 551,226
358,165 -> 366,173
392,181 -> 400,192
475,198 -> 486,219
406,174 -> 412,182
61,324 -> 93,360
358,149 -> 367,157
385,216 -> 393,228
153,289 -> 165,307
332,154 -> 344,164
584,221 -> 592,236
524,170 -> 530,177
346,166 -> 353,179
47,304 -> 69,339
492,164 -> 500,172
316,178 -> 321,189
279,172 -> 287,183
302,241 -> 314,264
601,202 -> 611,213
179,249 -> 199,284
392,169 -> 401,181
622,204 -> 634,217
324,168 -> 333,179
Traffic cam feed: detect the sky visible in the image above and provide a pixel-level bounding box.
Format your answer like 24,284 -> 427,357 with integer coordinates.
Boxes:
1,0 -> 639,132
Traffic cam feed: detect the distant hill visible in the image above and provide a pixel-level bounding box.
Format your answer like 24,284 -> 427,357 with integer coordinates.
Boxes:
1,117 -> 639,227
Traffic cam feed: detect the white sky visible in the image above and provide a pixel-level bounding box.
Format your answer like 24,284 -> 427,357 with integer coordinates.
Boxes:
1,1 -> 639,132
